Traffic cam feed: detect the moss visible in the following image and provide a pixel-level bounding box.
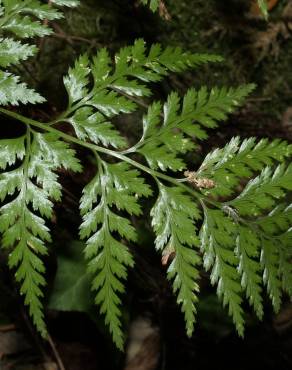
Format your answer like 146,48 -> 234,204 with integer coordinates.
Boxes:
159,0 -> 292,120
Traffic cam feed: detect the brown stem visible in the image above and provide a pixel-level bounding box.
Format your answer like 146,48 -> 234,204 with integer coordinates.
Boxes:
47,333 -> 66,370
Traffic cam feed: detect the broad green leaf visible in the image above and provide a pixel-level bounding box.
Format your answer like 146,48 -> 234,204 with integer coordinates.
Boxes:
49,241 -> 93,312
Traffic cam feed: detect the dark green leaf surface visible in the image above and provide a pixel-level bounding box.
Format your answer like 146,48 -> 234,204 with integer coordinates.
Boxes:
49,241 -> 92,313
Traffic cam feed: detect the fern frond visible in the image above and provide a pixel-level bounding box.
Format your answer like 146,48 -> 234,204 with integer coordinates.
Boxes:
0,38 -> 36,67
151,184 -> 201,336
0,71 -> 45,105
2,16 -> 52,38
1,0 -> 69,23
256,204 -> 292,234
0,131 -> 81,336
51,0 -> 80,7
59,44 -> 260,343
79,160 -> 152,349
197,137 -> 292,197
136,86 -> 255,171
200,208 -> 245,336
260,239 -> 282,311
1,28 -> 290,350
236,226 -> 263,319
197,138 -> 291,318
69,107 -> 127,148
255,205 -> 292,302
60,40 -> 223,144
199,203 -> 292,330
279,237 -> 292,296
0,0 -> 78,106
230,164 -> 292,216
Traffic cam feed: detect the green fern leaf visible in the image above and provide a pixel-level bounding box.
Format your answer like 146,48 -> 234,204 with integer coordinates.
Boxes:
279,238 -> 292,297
23,2 -> 63,20
231,164 -> 292,216
256,204 -> 292,235
198,137 -> 292,197
69,107 -> 127,148
236,226 -> 263,319
5,0 -> 63,20
137,86 -> 255,171
1,30 -> 290,350
200,208 -> 245,336
60,40 -> 222,122
211,154 -> 292,314
151,184 -> 201,336
255,205 -> 292,299
64,54 -> 90,105
0,71 -> 45,105
2,0 -> 74,16
51,0 -> 80,7
261,239 -> 282,311
0,0 -> 78,107
0,136 -> 26,169
0,132 -> 81,336
2,16 -> 52,38
0,38 -> 36,67
80,160 -> 152,349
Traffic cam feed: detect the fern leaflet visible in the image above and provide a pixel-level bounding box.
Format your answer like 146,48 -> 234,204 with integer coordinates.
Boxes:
79,160 -> 152,348
0,131 -> 81,336
151,184 -> 201,336
0,0 -> 78,105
